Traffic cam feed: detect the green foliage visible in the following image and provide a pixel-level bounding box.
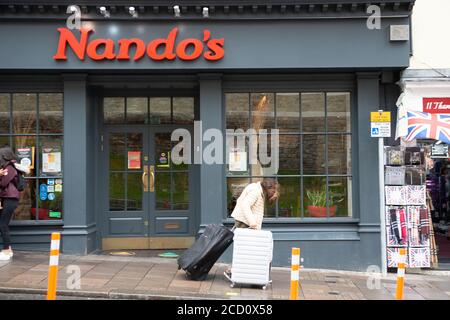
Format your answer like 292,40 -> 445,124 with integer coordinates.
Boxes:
306,187 -> 344,207
306,189 -> 327,207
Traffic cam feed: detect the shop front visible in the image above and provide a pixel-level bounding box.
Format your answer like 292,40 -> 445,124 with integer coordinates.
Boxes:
0,1 -> 414,271
387,69 -> 450,269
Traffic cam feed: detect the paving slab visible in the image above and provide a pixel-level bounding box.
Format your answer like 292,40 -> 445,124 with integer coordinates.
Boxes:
0,251 -> 449,300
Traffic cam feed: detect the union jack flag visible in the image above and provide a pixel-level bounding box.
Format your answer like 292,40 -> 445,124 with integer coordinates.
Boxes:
405,111 -> 450,144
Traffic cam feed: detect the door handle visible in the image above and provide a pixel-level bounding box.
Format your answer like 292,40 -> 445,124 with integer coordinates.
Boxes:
149,165 -> 155,192
142,166 -> 149,192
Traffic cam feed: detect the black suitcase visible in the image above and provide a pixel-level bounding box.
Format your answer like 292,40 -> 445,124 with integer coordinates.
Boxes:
177,224 -> 234,281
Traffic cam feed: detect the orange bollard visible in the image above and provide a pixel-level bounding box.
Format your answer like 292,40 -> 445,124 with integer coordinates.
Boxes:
395,248 -> 407,300
47,232 -> 61,300
290,247 -> 300,300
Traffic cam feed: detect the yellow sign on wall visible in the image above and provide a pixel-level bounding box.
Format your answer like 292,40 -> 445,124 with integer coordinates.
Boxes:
370,111 -> 391,123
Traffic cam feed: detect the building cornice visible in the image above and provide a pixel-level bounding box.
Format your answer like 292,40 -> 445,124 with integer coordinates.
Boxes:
0,1 -> 415,20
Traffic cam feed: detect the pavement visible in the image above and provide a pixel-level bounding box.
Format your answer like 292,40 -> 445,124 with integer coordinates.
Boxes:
0,251 -> 449,300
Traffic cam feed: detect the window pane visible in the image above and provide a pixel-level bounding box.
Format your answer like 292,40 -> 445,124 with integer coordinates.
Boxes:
173,97 -> 194,124
150,97 -> 171,125
173,173 -> 189,210
110,173 -> 125,211
226,93 -> 249,130
302,93 -> 325,133
265,201 -> 276,218
127,133 -> 143,170
110,133 -> 126,171
303,176 -> 327,218
127,97 -> 147,124
277,177 -> 301,218
156,172 -> 171,210
39,93 -> 63,133
171,133 -> 188,171
227,177 -> 250,217
39,136 -> 63,177
254,133 -> 277,176
155,133 -> 171,171
37,178 -> 63,220
0,94 -> 10,134
328,135 -> 351,175
303,135 -> 326,175
251,93 -> 274,130
127,173 -> 142,211
327,92 -> 350,132
13,136 -> 37,177
104,97 -> 125,124
276,93 -> 299,132
0,136 -> 9,148
13,178 -> 36,221
13,93 -> 37,134
328,177 -> 352,217
279,135 -> 300,175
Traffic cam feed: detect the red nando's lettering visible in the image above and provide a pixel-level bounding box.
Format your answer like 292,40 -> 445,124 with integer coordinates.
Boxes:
53,27 -> 224,61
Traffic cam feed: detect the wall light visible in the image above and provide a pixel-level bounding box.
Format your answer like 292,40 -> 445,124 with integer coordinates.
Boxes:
129,6 -> 138,18
202,7 -> 209,18
173,5 -> 181,18
99,6 -> 110,18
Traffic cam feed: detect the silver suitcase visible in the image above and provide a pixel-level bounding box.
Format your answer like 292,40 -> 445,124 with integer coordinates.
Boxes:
228,228 -> 273,290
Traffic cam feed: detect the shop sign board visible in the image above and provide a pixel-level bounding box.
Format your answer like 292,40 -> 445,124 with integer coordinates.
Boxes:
371,111 -> 391,138
53,28 -> 224,62
423,98 -> 450,113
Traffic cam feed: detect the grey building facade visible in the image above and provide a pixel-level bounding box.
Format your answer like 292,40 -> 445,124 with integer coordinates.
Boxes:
0,0 -> 414,271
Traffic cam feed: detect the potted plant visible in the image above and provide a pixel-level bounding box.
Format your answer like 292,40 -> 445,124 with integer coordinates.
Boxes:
306,189 -> 337,218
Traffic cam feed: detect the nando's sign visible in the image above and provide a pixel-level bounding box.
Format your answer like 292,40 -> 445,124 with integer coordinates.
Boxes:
53,27 -> 224,62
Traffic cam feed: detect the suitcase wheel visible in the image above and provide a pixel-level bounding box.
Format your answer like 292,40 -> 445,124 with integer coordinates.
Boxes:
230,283 -> 235,288
262,285 -> 268,290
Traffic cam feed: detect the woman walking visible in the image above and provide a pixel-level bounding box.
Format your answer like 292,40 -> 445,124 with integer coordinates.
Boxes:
224,177 -> 279,279
0,147 -> 21,261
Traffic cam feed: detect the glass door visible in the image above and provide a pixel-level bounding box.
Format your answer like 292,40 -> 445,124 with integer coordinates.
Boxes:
103,127 -> 150,246
102,126 -> 194,249
149,129 -> 192,239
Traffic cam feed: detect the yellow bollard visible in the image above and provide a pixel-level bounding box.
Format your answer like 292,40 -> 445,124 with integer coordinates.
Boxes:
395,248 -> 406,300
47,232 -> 61,300
290,247 -> 300,300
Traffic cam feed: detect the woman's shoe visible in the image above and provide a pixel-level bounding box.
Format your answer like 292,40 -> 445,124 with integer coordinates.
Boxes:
0,252 -> 11,261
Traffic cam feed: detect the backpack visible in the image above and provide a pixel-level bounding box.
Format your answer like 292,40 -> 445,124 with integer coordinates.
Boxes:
15,172 -> 26,192
11,162 -> 28,192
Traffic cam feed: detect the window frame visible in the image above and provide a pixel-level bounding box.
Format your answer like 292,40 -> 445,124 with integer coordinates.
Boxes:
223,84 -> 357,222
0,91 -> 64,224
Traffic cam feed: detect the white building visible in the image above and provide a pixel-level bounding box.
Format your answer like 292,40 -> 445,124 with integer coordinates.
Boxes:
397,0 -> 450,120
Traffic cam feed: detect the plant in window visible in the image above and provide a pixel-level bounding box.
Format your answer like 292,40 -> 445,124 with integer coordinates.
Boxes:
306,187 -> 343,217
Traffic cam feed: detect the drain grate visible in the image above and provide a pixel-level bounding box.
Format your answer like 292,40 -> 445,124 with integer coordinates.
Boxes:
328,291 -> 340,296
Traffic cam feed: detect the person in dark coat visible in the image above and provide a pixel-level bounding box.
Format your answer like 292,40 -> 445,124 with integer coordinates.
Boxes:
0,146 -> 20,261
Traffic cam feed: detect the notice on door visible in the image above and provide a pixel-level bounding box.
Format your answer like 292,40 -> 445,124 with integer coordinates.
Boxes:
128,151 -> 141,169
229,149 -> 247,172
157,152 -> 170,168
42,148 -> 61,174
16,147 -> 35,169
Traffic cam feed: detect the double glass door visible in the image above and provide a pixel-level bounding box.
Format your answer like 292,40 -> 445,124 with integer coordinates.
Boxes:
102,126 -> 194,249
